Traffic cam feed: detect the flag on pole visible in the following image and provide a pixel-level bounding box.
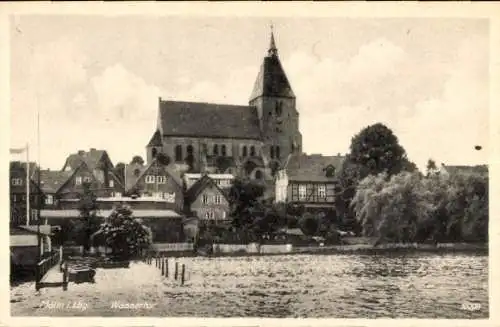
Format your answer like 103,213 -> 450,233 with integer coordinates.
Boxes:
10,147 -> 27,154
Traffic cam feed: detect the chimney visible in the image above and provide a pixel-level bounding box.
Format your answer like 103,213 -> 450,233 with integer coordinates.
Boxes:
78,150 -> 85,156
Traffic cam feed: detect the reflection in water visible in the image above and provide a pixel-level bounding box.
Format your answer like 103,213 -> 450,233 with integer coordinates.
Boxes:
179,253 -> 488,318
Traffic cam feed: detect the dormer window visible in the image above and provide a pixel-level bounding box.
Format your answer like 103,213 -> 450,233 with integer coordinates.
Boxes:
325,165 -> 336,178
275,101 -> 283,116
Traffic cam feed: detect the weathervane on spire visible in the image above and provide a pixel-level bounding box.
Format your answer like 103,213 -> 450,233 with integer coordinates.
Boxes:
268,22 -> 278,57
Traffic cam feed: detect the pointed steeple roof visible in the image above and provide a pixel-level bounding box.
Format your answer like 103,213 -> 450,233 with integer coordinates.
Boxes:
147,129 -> 162,147
249,27 -> 295,102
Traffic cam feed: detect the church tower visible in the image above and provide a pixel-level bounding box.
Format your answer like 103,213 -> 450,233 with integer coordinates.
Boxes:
249,27 -> 303,171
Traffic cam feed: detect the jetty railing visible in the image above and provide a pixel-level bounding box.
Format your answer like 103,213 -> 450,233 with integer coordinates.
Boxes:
35,246 -> 63,291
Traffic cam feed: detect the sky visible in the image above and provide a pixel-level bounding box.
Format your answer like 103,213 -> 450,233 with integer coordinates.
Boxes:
9,16 -> 489,172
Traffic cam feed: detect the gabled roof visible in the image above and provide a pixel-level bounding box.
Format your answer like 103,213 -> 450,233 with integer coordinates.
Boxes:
62,149 -> 111,171
32,169 -> 74,193
282,153 -> 345,182
124,159 -> 183,192
441,164 -> 488,175
249,33 -> 295,101
147,130 -> 163,147
158,100 -> 261,140
184,174 -> 229,205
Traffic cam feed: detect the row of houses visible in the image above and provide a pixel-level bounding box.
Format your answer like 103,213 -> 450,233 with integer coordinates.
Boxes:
10,148 -> 349,243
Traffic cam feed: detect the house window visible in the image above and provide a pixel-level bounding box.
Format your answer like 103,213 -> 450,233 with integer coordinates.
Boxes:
213,144 -> 219,156
255,170 -> 263,180
113,192 -> 122,198
221,145 -> 227,157
31,209 -> 38,222
187,145 -> 194,155
45,195 -> 54,205
318,185 -> 326,198
153,192 -> 162,198
202,194 -> 209,204
157,176 -> 166,184
164,192 -> 175,203
222,211 -> 226,219
12,194 -> 17,202
270,147 -> 275,159
299,185 -> 306,200
205,211 -> 215,220
250,146 -> 256,156
11,178 -> 23,186
145,175 -> 155,184
242,146 -> 247,157
214,195 -> 221,204
109,180 -> 114,188
83,176 -> 92,183
276,146 -> 281,159
75,176 -> 82,185
134,169 -> 141,177
175,145 -> 183,162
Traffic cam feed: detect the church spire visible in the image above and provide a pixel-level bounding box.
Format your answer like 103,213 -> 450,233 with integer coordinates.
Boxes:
268,24 -> 278,57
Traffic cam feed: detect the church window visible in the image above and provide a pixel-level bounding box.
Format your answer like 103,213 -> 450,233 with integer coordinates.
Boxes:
213,144 -> 219,156
134,169 -> 141,177
151,148 -> 158,158
242,146 -> 248,157
275,101 -> 283,116
270,147 -> 275,159
250,146 -> 256,156
187,145 -> 194,154
221,145 -> 227,157
175,145 -> 183,162
276,146 -> 281,159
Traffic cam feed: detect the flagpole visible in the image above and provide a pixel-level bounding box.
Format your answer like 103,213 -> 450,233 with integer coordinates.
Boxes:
26,143 -> 30,226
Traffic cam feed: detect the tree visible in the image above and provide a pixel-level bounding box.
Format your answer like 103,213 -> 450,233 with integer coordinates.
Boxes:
426,159 -> 438,177
114,162 -> 126,183
156,153 -> 171,166
335,123 -> 415,233
77,182 -> 102,253
130,155 -> 144,165
92,204 -> 151,259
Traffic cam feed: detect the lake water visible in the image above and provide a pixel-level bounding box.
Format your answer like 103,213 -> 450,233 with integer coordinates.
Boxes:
11,253 -> 488,318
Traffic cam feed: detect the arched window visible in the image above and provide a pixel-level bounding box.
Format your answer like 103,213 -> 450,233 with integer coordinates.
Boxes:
255,170 -> 263,180
242,146 -> 248,157
151,148 -> 158,158
175,145 -> 183,162
270,146 -> 275,159
213,144 -> 219,156
133,169 -> 141,177
275,101 -> 282,116
187,145 -> 194,154
276,146 -> 281,159
250,146 -> 256,157
221,144 -> 227,157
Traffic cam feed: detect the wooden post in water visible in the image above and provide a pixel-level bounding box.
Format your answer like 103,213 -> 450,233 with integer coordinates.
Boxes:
62,262 -> 68,291
165,258 -> 169,277
35,264 -> 40,291
181,264 -> 185,285
161,257 -> 165,276
174,261 -> 178,280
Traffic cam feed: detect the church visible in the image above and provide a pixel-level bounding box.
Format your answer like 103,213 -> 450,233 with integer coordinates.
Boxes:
145,30 -> 303,181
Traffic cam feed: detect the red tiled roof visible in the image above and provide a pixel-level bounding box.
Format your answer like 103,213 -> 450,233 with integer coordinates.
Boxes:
32,170 -> 73,193
124,159 -> 183,192
158,100 -> 261,139
249,54 -> 295,101
442,164 -> 488,175
62,149 -> 109,171
283,153 -> 345,182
